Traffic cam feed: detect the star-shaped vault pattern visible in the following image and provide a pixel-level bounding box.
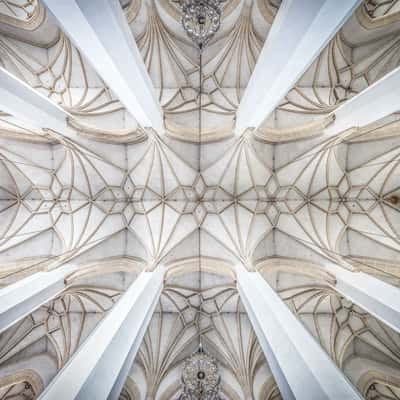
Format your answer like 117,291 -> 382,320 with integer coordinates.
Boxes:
0,1 -> 400,400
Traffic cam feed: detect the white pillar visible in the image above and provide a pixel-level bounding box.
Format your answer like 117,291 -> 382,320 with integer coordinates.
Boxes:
235,0 -> 362,135
236,265 -> 362,400
324,66 -> 400,139
326,263 -> 400,333
38,265 -> 165,400
0,264 -> 77,333
43,0 -> 163,133
0,67 -> 70,133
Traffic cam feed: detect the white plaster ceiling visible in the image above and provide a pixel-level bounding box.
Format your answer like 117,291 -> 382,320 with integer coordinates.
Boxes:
0,0 -> 400,399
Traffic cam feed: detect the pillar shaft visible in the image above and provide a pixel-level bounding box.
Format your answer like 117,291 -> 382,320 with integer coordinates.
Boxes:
236,265 -> 362,400
43,0 -> 163,133
235,0 -> 362,134
0,264 -> 76,333
0,67 -> 70,133
324,66 -> 400,138
327,263 -> 400,333
38,265 -> 164,400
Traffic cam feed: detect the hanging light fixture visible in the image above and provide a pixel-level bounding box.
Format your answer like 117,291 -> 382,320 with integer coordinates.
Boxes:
180,0 -> 222,50
178,1 -> 224,398
178,344 -> 223,400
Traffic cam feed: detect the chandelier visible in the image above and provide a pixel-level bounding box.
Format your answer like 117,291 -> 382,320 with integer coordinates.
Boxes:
178,344 -> 223,400
180,0 -> 222,49
178,0 -> 223,397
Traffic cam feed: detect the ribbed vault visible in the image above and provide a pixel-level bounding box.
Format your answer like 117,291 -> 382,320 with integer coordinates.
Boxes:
0,0 -> 400,399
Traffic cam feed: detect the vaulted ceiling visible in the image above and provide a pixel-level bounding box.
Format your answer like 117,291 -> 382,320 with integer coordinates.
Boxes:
0,1 -> 400,399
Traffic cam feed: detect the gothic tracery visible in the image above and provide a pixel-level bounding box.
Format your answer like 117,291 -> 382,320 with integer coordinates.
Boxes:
0,0 -> 399,399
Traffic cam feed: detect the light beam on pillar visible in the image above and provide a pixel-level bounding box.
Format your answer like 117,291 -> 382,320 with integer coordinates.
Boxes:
235,0 -> 362,135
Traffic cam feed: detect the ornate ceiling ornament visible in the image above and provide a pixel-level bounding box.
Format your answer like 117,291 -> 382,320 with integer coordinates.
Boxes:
180,0 -> 222,49
179,345 -> 223,400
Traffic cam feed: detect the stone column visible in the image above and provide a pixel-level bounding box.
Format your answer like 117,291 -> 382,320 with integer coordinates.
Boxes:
324,66 -> 400,139
236,264 -> 362,400
42,0 -> 163,133
38,265 -> 165,400
235,0 -> 362,134
0,264 -> 77,333
326,262 -> 400,333
0,67 -> 69,133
